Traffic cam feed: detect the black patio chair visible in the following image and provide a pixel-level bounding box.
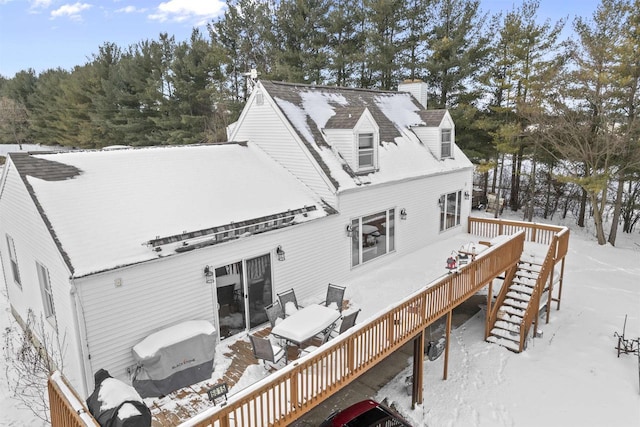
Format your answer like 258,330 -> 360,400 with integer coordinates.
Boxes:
330,309 -> 361,339
277,288 -> 300,315
323,283 -> 346,312
264,301 -> 284,328
299,323 -> 337,356
249,335 -> 285,371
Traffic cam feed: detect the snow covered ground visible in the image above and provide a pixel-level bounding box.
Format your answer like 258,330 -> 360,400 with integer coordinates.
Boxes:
376,216 -> 640,427
1,212 -> 639,426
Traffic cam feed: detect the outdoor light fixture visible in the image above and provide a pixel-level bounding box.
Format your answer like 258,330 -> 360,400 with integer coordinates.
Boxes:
464,191 -> 470,200
276,245 -> 286,261
438,198 -> 443,208
346,224 -> 353,237
400,208 -> 407,220
203,265 -> 214,283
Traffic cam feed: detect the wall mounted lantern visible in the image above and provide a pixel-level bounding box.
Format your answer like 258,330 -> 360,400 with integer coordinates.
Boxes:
346,224 -> 353,237
276,245 -> 286,261
464,191 -> 470,200
203,265 -> 214,283
438,198 -> 443,209
400,208 -> 407,220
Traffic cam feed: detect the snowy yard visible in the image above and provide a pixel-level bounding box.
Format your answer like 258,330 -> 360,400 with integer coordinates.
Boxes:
1,213 -> 639,426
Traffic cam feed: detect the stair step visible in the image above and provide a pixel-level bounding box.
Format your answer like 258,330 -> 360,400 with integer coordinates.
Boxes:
506,291 -> 531,302
510,284 -> 534,295
518,260 -> 543,270
514,270 -> 539,280
513,274 -> 537,283
486,335 -> 521,352
504,298 -> 529,309
495,320 -> 520,333
499,306 -> 525,317
496,311 -> 523,324
490,327 -> 521,342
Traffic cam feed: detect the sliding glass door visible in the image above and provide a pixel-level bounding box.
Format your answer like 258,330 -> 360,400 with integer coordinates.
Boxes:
214,253 -> 272,339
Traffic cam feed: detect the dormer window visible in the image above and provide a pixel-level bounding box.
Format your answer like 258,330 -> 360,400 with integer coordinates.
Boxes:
358,133 -> 374,170
441,129 -> 452,158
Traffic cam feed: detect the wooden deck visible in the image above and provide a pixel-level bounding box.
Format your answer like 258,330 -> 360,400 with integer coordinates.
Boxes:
150,302 -> 349,426
48,218 -> 569,427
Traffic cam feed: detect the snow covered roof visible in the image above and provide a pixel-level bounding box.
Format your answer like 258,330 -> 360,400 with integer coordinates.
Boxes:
9,143 -> 331,277
260,80 -> 473,189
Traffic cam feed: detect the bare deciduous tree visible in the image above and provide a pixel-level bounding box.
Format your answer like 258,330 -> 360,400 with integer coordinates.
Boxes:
2,309 -> 66,424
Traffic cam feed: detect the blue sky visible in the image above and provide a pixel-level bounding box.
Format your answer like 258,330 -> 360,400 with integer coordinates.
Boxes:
0,0 -> 602,79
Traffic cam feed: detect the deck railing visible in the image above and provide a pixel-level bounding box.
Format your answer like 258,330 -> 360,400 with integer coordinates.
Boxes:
49,217 -> 569,427
470,217 -> 570,352
48,371 -> 98,426
183,232 -> 525,427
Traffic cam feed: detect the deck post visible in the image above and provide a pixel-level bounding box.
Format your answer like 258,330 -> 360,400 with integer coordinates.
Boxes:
485,280 -> 493,338
556,257 -> 566,310
411,331 -> 425,408
443,310 -> 452,380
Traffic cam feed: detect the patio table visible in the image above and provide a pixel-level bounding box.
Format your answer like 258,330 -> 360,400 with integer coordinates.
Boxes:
271,304 -> 341,362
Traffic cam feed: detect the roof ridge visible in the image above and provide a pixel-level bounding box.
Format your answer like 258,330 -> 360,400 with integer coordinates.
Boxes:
262,80 -> 401,96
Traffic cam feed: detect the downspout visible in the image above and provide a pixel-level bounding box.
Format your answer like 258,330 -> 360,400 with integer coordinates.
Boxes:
70,276 -> 91,398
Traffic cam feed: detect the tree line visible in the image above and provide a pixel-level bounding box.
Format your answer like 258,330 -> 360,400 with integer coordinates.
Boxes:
0,0 -> 638,244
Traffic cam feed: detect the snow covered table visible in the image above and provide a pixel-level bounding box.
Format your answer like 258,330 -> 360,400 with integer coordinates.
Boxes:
271,304 -> 341,361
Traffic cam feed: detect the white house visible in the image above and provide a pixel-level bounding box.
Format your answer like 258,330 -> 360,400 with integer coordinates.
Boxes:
0,80 -> 473,397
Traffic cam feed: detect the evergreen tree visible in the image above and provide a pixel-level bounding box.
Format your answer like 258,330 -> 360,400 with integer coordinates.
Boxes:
325,0 -> 366,86
424,0 -> 491,109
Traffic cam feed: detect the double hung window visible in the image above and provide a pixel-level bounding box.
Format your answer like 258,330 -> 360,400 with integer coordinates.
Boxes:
36,262 -> 55,319
441,129 -> 452,158
439,191 -> 462,231
351,209 -> 395,267
358,133 -> 374,170
6,235 -> 21,288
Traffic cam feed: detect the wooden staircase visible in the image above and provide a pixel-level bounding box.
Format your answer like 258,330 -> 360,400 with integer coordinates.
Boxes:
486,258 -> 548,351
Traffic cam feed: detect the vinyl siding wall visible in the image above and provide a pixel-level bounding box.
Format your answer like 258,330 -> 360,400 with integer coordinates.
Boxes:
0,161 -> 85,393
75,216 -> 346,392
232,94 -> 336,205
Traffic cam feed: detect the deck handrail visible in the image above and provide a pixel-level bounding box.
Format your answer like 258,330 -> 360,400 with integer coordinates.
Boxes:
182,232 -> 525,427
48,371 -> 98,426
50,217 -> 569,427
470,216 -> 570,352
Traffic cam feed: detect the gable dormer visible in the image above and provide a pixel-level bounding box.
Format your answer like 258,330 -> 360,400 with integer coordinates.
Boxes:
324,107 -> 380,173
411,109 -> 455,160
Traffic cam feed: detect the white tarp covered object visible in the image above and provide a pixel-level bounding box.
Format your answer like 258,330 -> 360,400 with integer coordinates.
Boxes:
131,320 -> 216,397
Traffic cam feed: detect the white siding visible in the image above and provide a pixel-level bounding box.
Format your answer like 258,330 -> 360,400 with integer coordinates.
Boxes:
75,219 -> 346,389
232,95 -> 336,205
412,127 -> 441,158
0,161 -> 85,394
324,129 -> 354,165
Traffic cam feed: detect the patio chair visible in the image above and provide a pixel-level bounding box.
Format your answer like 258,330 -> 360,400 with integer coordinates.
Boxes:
323,283 -> 346,312
277,288 -> 300,315
299,323 -> 337,356
249,335 -> 285,371
330,309 -> 361,339
264,301 -> 284,328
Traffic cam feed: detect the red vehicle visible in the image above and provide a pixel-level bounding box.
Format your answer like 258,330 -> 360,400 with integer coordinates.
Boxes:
320,399 -> 412,427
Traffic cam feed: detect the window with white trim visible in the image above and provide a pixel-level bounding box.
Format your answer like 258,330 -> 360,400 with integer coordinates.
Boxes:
351,209 -> 395,267
357,133 -> 374,170
439,191 -> 462,231
6,235 -> 21,288
36,262 -> 55,319
441,129 -> 452,158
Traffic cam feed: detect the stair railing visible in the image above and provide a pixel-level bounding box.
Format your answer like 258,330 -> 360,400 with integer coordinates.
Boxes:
484,263 -> 518,340
517,234 -> 559,351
